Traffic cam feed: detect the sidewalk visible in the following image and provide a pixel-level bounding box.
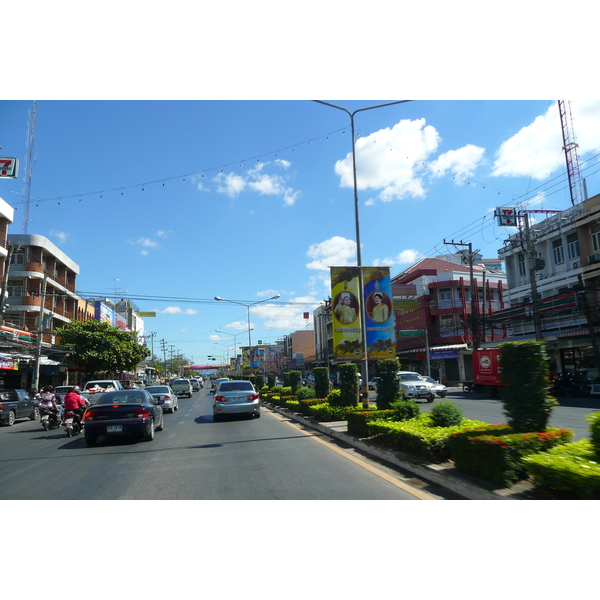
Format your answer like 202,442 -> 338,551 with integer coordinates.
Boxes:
262,401 -> 536,500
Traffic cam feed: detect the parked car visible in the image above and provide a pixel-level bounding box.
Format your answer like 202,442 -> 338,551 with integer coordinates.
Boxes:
82,389 -> 164,445
422,376 -> 447,398
213,380 -> 260,421
145,385 -> 179,413
397,371 -> 435,402
171,378 -> 193,398
0,389 -> 39,426
189,378 -> 200,392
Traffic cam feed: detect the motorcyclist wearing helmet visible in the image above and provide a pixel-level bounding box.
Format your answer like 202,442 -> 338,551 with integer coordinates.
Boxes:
63,386 -> 88,428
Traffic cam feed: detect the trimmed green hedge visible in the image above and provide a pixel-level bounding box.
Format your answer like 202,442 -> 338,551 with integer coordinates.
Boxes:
448,425 -> 573,487
523,439 -> 600,499
308,402 -> 350,421
368,414 -> 487,463
298,398 -> 327,416
347,410 -> 395,437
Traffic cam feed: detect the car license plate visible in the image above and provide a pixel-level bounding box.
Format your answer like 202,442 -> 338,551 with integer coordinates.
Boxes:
106,425 -> 123,433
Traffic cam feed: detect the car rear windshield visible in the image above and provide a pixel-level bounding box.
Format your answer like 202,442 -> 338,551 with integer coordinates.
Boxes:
146,387 -> 168,394
86,382 -> 116,389
398,373 -> 422,382
219,382 -> 254,392
97,392 -> 146,404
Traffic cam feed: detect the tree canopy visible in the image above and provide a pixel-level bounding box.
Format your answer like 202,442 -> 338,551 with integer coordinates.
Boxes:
58,320 -> 150,375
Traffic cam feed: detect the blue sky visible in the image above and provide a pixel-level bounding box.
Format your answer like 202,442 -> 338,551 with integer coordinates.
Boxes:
2,99 -> 600,364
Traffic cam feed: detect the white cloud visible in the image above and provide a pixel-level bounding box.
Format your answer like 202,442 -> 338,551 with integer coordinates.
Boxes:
334,118 -> 441,203
214,172 -> 247,197
491,101 -> 600,180
257,289 -> 279,298
156,230 -> 172,238
373,248 -> 424,268
211,160 -> 299,206
254,295 -> 319,331
161,306 -> 198,314
49,230 -> 69,243
306,236 -> 356,271
429,144 -> 485,184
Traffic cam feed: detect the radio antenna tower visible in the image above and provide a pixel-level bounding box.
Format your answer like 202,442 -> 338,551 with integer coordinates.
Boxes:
558,100 -> 585,206
21,100 -> 37,234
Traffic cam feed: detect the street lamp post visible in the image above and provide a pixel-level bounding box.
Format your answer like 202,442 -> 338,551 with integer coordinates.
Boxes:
216,328 -> 253,372
314,100 -> 411,407
214,294 -> 280,351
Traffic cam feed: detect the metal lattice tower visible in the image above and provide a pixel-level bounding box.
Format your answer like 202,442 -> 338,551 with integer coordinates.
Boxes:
558,100 -> 585,206
21,101 -> 37,234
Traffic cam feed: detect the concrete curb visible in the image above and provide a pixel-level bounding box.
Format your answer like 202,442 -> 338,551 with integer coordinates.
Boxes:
262,401 -> 534,500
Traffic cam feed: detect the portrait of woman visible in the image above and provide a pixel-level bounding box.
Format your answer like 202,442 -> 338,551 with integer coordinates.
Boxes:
369,291 -> 390,323
334,291 -> 358,325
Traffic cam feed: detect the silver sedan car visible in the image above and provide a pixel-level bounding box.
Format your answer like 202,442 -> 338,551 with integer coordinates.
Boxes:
145,385 -> 179,413
213,380 -> 260,421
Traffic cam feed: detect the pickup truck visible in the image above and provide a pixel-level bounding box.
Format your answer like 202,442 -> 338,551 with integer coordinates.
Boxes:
171,378 -> 193,398
0,389 -> 39,426
81,380 -> 123,403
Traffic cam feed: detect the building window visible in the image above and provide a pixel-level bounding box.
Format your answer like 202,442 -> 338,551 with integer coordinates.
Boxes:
10,252 -> 24,265
552,239 -> 565,265
438,289 -> 451,301
566,232 -> 580,260
440,314 -> 456,336
592,224 -> 600,253
7,280 -> 22,297
517,253 -> 526,276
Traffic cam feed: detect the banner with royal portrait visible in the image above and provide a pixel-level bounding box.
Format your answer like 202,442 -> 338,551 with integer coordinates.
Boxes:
363,266 -> 396,358
330,267 -> 363,358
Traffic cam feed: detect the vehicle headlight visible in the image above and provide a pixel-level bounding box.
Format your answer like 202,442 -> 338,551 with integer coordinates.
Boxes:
405,385 -> 416,391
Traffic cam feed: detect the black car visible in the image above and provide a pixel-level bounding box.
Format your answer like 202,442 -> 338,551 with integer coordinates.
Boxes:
82,389 -> 164,446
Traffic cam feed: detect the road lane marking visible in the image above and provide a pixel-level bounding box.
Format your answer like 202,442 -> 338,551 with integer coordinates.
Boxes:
268,410 -> 436,500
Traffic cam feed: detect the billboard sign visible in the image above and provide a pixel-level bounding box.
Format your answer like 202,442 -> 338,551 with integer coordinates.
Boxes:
363,266 -> 396,358
330,266 -> 363,358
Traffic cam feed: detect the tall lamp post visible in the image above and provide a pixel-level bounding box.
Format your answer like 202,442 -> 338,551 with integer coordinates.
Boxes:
214,294 -> 280,351
314,100 -> 411,406
216,328 -> 253,372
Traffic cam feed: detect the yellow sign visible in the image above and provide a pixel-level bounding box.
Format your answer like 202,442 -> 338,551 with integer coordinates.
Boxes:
393,298 -> 419,311
331,266 -> 363,359
139,312 -> 157,317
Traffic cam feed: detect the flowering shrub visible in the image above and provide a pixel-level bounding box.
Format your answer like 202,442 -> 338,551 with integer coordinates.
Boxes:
298,398 -> 326,416
523,439 -> 600,499
367,413 -> 487,463
448,425 -> 573,487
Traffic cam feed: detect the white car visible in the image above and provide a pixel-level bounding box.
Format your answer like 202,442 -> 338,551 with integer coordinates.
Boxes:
145,385 -> 179,413
423,376 -> 448,398
397,371 -> 435,403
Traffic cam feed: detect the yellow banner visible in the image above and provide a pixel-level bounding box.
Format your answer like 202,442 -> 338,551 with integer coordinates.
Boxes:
330,267 -> 363,359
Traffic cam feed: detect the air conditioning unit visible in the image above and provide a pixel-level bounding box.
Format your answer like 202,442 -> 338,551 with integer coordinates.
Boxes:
572,261 -> 580,269
588,253 -> 600,265
531,258 -> 545,270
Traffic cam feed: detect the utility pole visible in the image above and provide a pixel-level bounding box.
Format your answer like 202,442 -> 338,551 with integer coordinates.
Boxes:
521,212 -> 543,340
444,240 -> 479,349
32,271 -> 48,394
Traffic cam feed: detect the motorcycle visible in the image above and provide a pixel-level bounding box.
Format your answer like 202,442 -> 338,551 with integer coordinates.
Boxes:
40,406 -> 62,431
63,408 -> 84,437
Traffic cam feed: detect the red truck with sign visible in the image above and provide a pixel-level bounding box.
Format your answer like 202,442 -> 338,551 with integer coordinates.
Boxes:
463,349 -> 503,395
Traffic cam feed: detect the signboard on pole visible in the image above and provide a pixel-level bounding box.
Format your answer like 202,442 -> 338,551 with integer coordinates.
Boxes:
363,266 -> 396,358
495,207 -> 518,226
0,158 -> 18,178
330,266 -> 362,358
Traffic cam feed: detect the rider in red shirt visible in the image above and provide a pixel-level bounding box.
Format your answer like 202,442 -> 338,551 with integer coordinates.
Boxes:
63,386 -> 88,427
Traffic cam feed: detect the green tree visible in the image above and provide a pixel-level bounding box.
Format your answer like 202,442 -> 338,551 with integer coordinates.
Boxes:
499,341 -> 557,432
376,358 -> 402,409
58,320 -> 150,377
314,366 -> 330,399
334,363 -> 359,408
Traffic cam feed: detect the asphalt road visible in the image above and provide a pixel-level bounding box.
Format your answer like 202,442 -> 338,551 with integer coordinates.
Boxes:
0,387 -> 451,500
416,387 -> 600,440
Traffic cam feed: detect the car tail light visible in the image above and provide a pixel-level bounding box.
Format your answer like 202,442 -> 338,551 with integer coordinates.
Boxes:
215,395 -> 226,402
163,396 -> 170,401
83,410 -> 94,421
134,409 -> 150,418
247,393 -> 259,401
